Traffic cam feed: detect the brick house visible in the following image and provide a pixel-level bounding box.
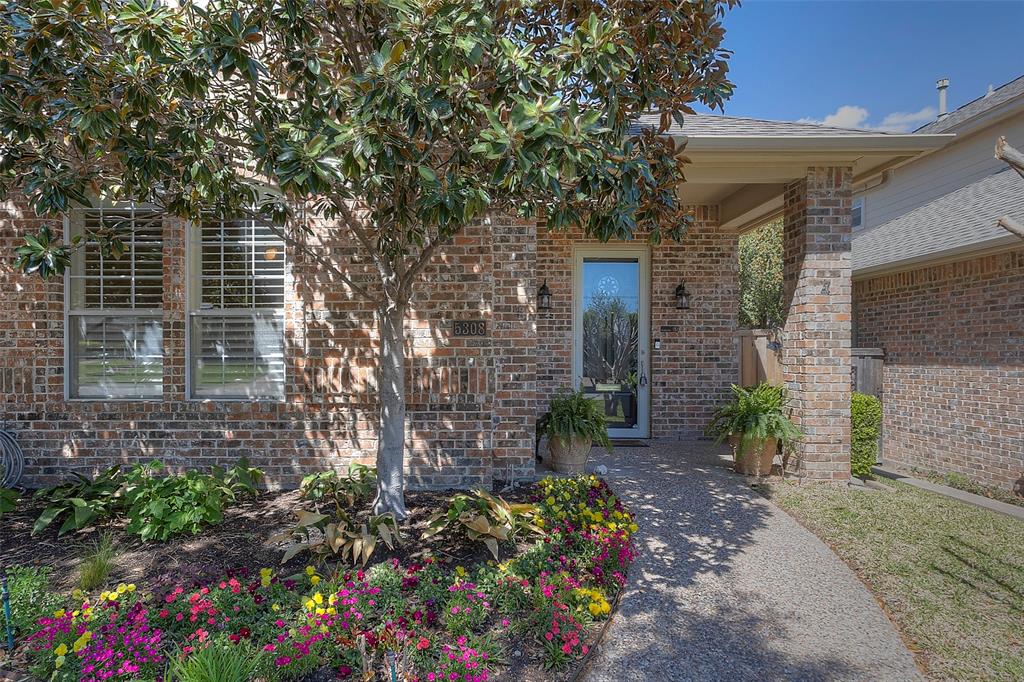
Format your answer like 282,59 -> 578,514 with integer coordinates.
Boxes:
852,76 -> 1024,493
0,115 -> 949,489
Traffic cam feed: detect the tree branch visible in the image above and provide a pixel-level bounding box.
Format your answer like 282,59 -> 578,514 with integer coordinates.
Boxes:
997,215 -> 1024,240
995,136 -> 1024,180
237,208 -> 381,303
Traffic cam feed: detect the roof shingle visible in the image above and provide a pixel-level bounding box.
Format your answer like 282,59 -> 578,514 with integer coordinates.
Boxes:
852,168 -> 1024,274
915,75 -> 1024,134
630,112 -> 891,137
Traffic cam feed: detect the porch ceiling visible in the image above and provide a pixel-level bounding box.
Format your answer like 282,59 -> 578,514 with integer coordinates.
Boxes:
672,131 -> 953,232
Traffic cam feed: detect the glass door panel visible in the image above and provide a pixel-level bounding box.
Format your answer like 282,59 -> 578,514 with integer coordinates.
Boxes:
575,253 -> 649,438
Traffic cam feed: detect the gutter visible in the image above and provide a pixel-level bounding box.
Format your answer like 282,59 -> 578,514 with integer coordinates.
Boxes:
677,133 -> 954,154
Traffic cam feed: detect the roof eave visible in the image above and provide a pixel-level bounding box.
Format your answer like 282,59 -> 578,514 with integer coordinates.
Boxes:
677,133 -> 954,154
852,234 -> 1022,280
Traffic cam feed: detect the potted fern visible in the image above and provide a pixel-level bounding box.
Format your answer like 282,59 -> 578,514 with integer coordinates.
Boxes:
708,382 -> 802,476
542,389 -> 612,474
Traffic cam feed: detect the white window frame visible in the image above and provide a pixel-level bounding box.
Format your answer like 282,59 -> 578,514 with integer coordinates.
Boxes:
852,196 -> 865,229
185,215 -> 287,402
63,204 -> 165,401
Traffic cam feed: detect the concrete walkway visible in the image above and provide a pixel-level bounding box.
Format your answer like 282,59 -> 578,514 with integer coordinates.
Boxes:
583,442 -> 921,682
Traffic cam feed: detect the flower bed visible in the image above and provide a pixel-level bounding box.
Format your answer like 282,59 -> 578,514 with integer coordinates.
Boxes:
14,476 -> 636,681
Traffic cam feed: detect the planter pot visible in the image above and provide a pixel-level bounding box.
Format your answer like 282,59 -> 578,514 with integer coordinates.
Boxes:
729,435 -> 779,476
548,435 -> 593,474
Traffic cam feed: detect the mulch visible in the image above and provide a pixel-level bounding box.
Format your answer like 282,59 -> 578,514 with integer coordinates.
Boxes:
0,485 -> 607,682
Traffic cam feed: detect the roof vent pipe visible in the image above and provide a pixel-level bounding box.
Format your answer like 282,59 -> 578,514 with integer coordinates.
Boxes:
936,78 -> 950,119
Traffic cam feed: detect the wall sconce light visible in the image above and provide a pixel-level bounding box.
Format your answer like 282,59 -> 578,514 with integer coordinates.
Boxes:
675,281 -> 691,310
538,280 -> 552,311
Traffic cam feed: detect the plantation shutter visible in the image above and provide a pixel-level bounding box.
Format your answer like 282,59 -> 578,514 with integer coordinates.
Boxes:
189,216 -> 286,399
67,206 -> 164,399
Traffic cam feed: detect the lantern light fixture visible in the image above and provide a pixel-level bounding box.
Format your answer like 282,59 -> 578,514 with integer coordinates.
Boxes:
675,281 -> 691,310
538,280 -> 552,310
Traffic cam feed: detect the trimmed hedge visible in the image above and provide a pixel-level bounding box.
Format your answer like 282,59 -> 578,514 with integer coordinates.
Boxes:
851,392 -> 882,477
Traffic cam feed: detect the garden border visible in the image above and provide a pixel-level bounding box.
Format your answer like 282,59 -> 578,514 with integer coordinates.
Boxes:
567,585 -> 625,682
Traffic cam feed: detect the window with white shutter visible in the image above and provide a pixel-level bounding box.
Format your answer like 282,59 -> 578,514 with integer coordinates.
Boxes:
66,206 -> 164,399
188,216 -> 286,399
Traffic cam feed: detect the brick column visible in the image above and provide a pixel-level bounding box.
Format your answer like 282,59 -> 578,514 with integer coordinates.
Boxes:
782,167 -> 853,480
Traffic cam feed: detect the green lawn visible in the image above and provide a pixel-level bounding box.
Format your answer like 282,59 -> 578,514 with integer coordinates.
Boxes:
765,478 -> 1024,681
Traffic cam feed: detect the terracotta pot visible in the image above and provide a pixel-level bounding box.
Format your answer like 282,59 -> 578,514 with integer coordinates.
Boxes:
729,435 -> 779,476
548,434 -> 593,474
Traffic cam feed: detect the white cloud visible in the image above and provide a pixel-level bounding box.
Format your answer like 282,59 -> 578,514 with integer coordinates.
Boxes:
798,105 -> 870,129
876,106 -> 938,133
798,104 -> 938,133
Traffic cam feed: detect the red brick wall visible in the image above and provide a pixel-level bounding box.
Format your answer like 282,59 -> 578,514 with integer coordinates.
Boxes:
3,197 -> 744,487
0,200 -> 536,489
782,167 -> 853,480
536,206 -> 739,438
854,249 -> 1024,492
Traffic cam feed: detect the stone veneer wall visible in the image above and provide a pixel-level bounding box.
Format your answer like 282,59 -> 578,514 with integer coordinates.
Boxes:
0,199 -> 536,489
854,248 -> 1024,492
536,205 -> 739,439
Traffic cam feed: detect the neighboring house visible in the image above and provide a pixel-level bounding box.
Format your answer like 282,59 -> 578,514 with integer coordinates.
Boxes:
852,75 -> 1024,493
0,116 -> 950,489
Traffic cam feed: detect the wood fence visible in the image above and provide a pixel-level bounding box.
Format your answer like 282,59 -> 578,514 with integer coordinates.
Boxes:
737,329 -> 782,386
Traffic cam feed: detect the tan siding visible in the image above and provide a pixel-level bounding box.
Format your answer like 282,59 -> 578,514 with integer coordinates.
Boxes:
857,110 -> 1024,230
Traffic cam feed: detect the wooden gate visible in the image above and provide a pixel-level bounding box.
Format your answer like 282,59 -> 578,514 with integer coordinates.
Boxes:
737,329 -> 782,387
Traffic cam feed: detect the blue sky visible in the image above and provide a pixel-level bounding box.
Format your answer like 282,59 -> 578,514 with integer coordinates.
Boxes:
699,1 -> 1024,132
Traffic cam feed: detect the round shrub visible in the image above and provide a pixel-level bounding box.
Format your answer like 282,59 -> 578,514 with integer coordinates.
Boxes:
851,392 -> 882,477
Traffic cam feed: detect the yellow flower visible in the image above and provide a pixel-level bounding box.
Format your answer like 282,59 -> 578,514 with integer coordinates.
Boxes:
326,607 -> 336,616
54,655 -> 65,669
126,584 -> 136,593
629,523 -> 639,533
546,496 -> 556,506
310,575 -> 321,586
272,604 -> 281,612
312,592 -> 323,605
455,566 -> 466,577
54,644 -> 68,657
260,568 -> 273,579
116,583 -> 128,594
261,577 -> 271,588
98,591 -> 109,601
304,599 -> 315,610
328,594 -> 337,605
53,609 -> 66,618
305,566 -> 316,576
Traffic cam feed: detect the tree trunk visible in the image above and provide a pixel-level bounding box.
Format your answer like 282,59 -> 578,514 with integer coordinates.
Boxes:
372,301 -> 410,519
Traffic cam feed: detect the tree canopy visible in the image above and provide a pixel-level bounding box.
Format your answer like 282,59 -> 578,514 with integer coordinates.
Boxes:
0,0 -> 737,515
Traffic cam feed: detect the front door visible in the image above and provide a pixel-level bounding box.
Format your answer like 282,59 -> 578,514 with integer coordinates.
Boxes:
573,248 -> 650,439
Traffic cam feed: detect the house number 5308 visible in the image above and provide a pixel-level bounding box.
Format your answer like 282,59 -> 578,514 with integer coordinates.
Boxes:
453,320 -> 487,336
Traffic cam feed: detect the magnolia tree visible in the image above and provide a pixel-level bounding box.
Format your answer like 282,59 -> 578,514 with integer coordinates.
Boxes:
0,0 -> 735,517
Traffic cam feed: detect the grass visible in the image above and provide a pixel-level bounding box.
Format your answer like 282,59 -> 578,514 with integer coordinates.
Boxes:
78,533 -> 117,591
765,477 -> 1024,681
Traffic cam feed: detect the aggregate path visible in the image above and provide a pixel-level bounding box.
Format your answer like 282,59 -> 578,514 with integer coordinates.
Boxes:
582,442 -> 922,682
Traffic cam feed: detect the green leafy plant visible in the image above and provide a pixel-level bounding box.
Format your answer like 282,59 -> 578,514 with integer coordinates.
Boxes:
78,533 -> 117,591
423,490 -> 542,560
0,566 -> 63,638
542,389 -> 612,451
300,464 -> 376,512
120,459 -> 263,541
31,465 -> 124,536
851,392 -> 882,477
275,509 -> 400,566
167,640 -> 264,682
708,382 -> 803,456
738,218 -> 784,329
0,487 -> 19,518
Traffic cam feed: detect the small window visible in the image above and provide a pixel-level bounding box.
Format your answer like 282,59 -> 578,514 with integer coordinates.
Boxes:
852,197 -> 865,229
66,206 -> 164,399
188,216 -> 286,399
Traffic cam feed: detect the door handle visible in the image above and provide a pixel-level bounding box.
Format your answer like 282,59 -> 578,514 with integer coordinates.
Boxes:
639,361 -> 647,387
